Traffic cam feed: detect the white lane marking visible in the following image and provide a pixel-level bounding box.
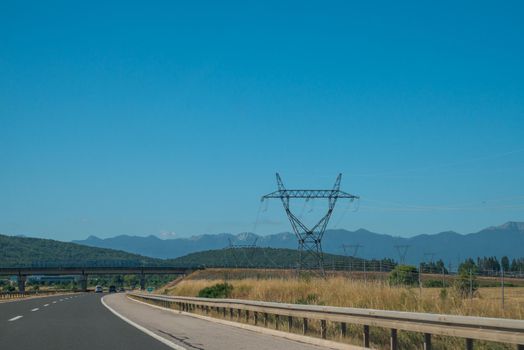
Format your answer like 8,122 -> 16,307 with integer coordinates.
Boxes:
52,301 -> 57,304
44,304 -> 49,307
100,296 -> 186,350
59,299 -> 63,302
31,308 -> 39,312
8,316 -> 23,321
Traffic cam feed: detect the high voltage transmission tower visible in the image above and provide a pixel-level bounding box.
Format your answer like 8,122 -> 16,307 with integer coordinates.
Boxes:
394,244 -> 410,265
262,173 -> 359,276
341,244 -> 363,258
224,237 -> 258,268
341,244 -> 363,272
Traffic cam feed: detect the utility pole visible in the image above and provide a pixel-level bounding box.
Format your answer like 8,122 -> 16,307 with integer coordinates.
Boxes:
501,265 -> 505,311
419,263 -> 422,297
262,173 -> 359,276
469,269 -> 473,300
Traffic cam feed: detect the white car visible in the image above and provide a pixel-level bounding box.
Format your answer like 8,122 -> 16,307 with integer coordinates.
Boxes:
94,285 -> 103,293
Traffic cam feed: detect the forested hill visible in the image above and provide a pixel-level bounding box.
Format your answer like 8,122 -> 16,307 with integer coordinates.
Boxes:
165,247 -> 393,270
0,234 -> 162,267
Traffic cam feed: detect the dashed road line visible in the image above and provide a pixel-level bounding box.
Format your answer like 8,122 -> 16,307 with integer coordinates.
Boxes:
31,308 -> 39,312
8,316 -> 23,322
44,304 -> 49,307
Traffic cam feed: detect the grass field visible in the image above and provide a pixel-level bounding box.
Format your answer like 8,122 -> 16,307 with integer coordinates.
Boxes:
158,268 -> 524,350
163,268 -> 524,319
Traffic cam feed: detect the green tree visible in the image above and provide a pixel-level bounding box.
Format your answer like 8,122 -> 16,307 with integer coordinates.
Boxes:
388,265 -> 419,286
501,256 -> 510,272
124,275 -> 139,289
455,258 -> 478,298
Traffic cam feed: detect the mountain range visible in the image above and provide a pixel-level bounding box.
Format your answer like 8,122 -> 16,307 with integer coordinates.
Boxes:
73,222 -> 524,266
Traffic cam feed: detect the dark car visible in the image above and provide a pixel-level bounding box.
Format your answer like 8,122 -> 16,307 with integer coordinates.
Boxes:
109,285 -> 116,293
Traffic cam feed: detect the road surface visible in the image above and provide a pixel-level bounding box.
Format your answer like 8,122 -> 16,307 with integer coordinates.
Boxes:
1,292 -> 336,350
0,293 -> 171,349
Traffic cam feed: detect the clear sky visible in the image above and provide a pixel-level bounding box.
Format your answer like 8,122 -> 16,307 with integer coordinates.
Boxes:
1,1 -> 523,241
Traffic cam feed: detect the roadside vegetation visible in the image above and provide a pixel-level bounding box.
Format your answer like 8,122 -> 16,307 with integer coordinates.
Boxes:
164,270 -> 524,320
157,268 -> 523,349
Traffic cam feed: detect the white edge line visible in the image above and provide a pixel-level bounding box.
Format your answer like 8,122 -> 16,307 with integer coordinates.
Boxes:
101,296 -> 186,350
8,316 -> 23,321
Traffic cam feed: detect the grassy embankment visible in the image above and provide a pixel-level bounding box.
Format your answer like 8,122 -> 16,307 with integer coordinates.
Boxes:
157,268 -> 524,350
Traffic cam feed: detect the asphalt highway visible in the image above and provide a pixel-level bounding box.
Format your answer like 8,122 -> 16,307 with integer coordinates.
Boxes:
0,293 -> 171,350
1,293 -> 341,350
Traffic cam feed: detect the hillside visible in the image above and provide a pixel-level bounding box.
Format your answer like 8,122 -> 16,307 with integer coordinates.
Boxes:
165,247 -> 391,271
0,234 -> 163,267
73,222 -> 524,265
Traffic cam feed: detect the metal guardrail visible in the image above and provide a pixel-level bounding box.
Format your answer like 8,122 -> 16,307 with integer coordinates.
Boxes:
130,293 -> 524,350
0,290 -> 70,300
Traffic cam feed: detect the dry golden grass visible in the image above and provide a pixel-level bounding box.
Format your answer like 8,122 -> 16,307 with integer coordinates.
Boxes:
158,269 -> 523,349
163,269 -> 524,320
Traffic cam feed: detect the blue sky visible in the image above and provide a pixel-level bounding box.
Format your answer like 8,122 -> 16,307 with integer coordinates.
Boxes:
1,1 -> 523,241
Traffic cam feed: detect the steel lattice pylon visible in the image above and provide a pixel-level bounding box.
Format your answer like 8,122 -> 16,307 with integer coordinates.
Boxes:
262,173 -> 359,276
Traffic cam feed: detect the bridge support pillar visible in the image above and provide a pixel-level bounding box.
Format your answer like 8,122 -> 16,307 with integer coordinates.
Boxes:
140,274 -> 146,291
17,275 -> 26,293
79,275 -> 88,292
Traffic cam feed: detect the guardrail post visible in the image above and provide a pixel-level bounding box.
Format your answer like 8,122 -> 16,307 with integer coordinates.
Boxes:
275,315 -> 279,330
341,322 -> 347,337
424,333 -> 431,350
390,329 -> 397,350
254,311 -> 258,325
466,338 -> 473,350
229,308 -> 234,320
321,320 -> 327,339
237,309 -> 241,321
303,318 -> 308,334
205,306 -> 209,315
288,316 -> 293,330
245,310 -> 249,323
222,307 -> 226,318
363,325 -> 370,348
264,313 -> 268,327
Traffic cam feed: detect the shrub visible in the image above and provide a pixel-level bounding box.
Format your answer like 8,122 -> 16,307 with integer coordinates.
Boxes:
296,293 -> 324,305
197,283 -> 233,298
388,265 -> 419,286
3,284 -> 15,292
423,279 -> 450,288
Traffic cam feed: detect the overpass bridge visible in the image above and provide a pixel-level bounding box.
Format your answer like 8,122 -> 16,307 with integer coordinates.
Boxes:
0,266 -> 196,293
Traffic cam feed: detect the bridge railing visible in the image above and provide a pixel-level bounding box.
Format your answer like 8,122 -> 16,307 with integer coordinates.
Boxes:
129,292 -> 524,350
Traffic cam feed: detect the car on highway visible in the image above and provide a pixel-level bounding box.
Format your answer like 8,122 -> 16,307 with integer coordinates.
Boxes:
109,285 -> 116,293
94,285 -> 103,293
